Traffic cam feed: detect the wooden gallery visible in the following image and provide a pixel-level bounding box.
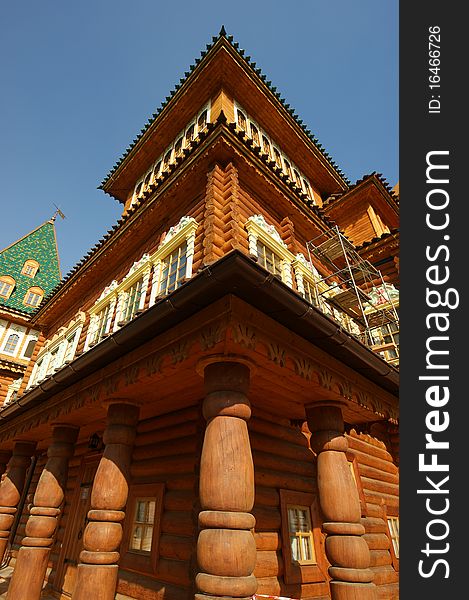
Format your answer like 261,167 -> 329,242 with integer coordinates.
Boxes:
0,30 -> 400,600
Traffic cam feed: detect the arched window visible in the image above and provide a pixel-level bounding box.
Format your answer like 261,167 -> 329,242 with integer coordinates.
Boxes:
261,135 -> 272,158
0,276 -> 15,299
197,110 -> 208,132
236,110 -> 247,131
250,123 -> 260,146
174,137 -> 183,157
24,286 -> 44,308
143,171 -> 152,191
21,259 -> 39,278
3,333 -> 20,354
185,124 -> 195,144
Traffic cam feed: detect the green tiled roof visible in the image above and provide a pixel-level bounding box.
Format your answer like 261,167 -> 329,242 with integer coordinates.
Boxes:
0,220 -> 61,314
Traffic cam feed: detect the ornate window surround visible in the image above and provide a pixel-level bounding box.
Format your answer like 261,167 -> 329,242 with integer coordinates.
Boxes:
245,214 -> 293,287
28,313 -> 85,387
85,216 -> 198,349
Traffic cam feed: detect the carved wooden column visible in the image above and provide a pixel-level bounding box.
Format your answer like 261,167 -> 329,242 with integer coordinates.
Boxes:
306,403 -> 377,600
196,360 -> 257,600
72,401 -> 139,600
0,441 -> 36,560
7,425 -> 79,600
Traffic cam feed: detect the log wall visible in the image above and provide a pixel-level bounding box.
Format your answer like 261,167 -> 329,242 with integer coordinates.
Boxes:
346,429 -> 399,600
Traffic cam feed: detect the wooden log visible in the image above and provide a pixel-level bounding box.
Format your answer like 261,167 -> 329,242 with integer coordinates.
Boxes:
132,436 -> 197,462
161,511 -> 195,537
347,433 -> 393,462
351,449 -> 398,476
253,550 -> 284,578
163,490 -> 194,512
253,532 -> 281,551
363,533 -> 391,551
137,406 -> 198,434
254,467 -> 315,494
252,450 -> 314,478
252,506 -> 281,531
159,534 -> 193,561
365,502 -> 385,519
134,421 -> 197,447
355,462 -> 399,485
376,582 -> 399,600
130,454 -> 195,478
254,485 -> 280,507
364,491 -> 399,509
361,517 -> 388,534
369,550 -> 393,568
360,477 -> 399,497
250,431 -> 314,462
370,566 -> 399,586
249,417 -> 308,446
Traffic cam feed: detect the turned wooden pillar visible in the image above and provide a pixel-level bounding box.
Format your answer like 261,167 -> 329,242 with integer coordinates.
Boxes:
0,441 -> 36,560
7,425 -> 79,600
196,361 -> 257,600
72,401 -> 140,600
306,403 -> 377,600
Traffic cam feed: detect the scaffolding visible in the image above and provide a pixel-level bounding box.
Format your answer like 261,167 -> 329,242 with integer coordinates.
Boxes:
306,226 -> 399,363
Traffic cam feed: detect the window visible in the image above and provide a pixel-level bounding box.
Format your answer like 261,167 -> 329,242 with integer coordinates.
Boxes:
288,505 -> 316,564
21,259 -> 39,278
46,346 -> 60,375
63,330 -> 79,363
236,109 -> 247,131
122,279 -> 144,322
158,242 -> 188,295
261,135 -> 271,158
0,276 -> 15,299
197,110 -> 208,131
153,160 -> 162,180
302,277 -> 318,306
163,149 -> 173,170
250,123 -> 260,146
24,287 -> 44,308
387,517 -> 399,559
185,123 -> 195,144
174,137 -> 183,157
384,509 -> 399,571
283,159 -> 293,180
92,304 -> 112,344
3,333 -> 20,354
121,483 -> 164,574
280,490 -> 327,584
273,147 -> 283,168
256,240 -> 283,277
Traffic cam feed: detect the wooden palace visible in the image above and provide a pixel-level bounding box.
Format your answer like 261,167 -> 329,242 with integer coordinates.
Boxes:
0,28 -> 400,600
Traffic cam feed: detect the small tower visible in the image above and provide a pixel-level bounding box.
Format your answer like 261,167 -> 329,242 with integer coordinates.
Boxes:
0,217 -> 61,405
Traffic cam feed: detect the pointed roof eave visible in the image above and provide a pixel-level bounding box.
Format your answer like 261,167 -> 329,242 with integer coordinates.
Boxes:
323,172 -> 399,212
100,27 -> 349,200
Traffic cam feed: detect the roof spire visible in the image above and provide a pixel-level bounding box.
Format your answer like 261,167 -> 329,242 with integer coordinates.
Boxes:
51,204 -> 66,223
219,25 -> 227,37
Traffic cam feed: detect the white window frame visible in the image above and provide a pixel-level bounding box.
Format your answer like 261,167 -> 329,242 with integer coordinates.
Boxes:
28,317 -> 84,388
85,217 -> 198,350
245,215 -> 293,287
1,325 -> 26,357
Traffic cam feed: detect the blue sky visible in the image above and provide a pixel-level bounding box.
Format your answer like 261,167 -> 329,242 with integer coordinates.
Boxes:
0,1 -> 398,277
